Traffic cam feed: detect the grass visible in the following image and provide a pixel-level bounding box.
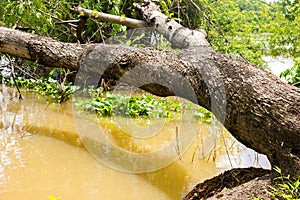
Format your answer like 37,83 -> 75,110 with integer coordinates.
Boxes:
2,68 -> 79,103
269,167 -> 300,200
254,166 -> 300,200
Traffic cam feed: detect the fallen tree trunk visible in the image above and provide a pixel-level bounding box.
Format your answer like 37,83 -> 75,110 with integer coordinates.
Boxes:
0,1 -> 299,179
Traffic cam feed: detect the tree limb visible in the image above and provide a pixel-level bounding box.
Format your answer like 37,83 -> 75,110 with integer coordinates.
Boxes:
0,26 -> 87,70
76,16 -> 88,44
133,1 -> 209,48
71,6 -> 148,29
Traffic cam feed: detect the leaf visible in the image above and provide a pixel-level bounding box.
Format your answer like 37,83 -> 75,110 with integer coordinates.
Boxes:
79,12 -> 84,17
91,10 -> 99,18
120,14 -> 126,22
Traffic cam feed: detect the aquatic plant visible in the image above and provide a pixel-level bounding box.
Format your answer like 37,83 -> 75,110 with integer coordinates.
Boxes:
77,89 -> 180,118
6,68 -> 79,103
3,68 -> 212,120
193,107 -> 212,124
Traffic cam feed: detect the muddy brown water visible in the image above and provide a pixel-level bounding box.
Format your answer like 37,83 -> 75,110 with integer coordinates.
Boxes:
0,85 -> 270,200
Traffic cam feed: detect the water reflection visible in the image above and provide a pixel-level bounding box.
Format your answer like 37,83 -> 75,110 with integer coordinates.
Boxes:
0,85 -> 270,200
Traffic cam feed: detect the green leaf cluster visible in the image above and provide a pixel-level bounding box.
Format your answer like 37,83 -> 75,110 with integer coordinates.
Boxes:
254,167 -> 300,200
193,107 -> 212,124
269,166 -> 300,200
0,0 -> 139,43
3,68 -> 79,103
78,90 -> 181,118
268,0 -> 300,58
1,69 -> 212,121
169,0 -> 299,81
280,58 -> 300,87
0,0 -> 76,41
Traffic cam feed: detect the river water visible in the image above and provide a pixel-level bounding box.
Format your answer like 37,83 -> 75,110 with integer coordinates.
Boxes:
0,85 -> 270,200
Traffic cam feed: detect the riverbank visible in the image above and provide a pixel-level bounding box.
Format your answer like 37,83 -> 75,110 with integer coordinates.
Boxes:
184,168 -> 271,200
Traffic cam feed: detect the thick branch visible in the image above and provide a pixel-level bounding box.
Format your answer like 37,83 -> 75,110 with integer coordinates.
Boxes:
71,4 -> 209,49
134,1 -> 210,48
0,27 -> 87,70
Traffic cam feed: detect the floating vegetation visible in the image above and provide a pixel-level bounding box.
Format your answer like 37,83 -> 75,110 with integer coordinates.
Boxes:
76,87 -> 181,118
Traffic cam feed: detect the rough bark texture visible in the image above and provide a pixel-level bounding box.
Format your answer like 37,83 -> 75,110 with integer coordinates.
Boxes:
0,27 -> 88,70
134,1 -> 209,48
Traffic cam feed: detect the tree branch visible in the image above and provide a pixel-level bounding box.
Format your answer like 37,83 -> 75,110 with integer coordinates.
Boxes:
133,0 -> 210,48
71,4 -> 210,49
0,27 -> 87,70
71,6 -> 148,29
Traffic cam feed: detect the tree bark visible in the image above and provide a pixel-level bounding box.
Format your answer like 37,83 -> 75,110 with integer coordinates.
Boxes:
0,2 -> 299,178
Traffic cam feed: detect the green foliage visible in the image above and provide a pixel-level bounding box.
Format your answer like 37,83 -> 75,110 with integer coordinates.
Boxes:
0,0 -> 76,41
0,0 -> 299,66
168,0 -> 273,67
166,0 -> 298,69
267,0 -> 300,58
269,166 -> 300,200
280,58 -> 300,87
0,0 -> 139,43
193,107 -> 212,124
78,89 -> 180,118
6,68 -> 79,103
1,66 -> 212,120
267,0 -> 300,87
77,87 -> 213,120
253,167 -> 300,200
